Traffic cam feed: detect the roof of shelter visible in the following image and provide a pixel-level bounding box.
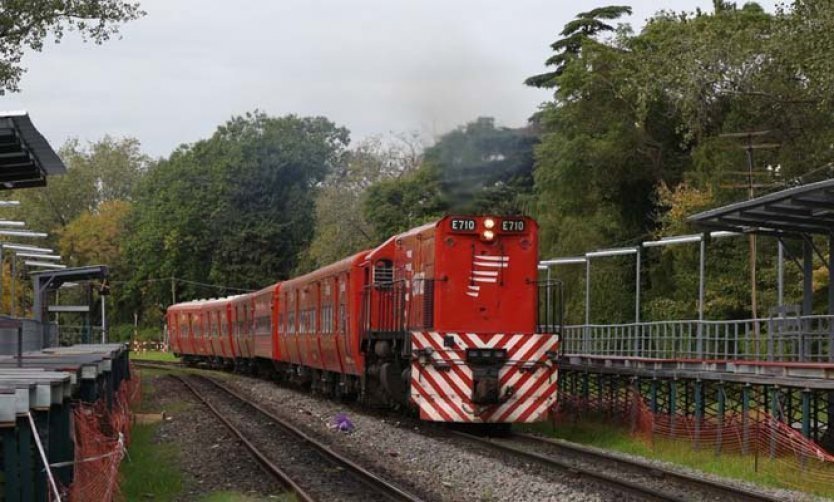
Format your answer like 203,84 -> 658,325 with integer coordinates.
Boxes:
689,178 -> 834,236
0,111 -> 66,189
30,265 -> 108,289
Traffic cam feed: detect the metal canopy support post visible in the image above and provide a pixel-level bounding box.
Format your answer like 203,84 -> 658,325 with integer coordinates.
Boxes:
802,238 -> 813,317
802,238 -> 813,362
100,293 -> 107,344
829,233 -> 834,362
635,247 -> 641,324
778,241 -> 785,307
584,258 -> 591,353
698,236 -> 706,358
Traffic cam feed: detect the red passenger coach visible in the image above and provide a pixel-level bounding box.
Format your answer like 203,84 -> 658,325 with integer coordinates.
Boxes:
253,285 -> 279,361
168,215 -> 560,425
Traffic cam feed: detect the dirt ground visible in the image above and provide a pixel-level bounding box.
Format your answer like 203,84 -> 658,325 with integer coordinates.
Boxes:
141,371 -> 285,500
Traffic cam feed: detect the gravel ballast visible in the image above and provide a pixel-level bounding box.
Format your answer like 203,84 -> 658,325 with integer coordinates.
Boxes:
141,371 -> 285,500
223,375 -> 615,501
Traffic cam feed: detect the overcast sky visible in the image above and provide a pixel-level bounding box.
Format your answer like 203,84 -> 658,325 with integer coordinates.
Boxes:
0,0 -> 779,157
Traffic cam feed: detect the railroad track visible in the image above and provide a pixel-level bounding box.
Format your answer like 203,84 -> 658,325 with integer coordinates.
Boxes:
449,430 -> 782,502
173,373 -> 422,502
131,359 -> 183,369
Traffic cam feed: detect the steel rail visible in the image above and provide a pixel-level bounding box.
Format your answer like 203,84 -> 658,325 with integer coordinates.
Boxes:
131,360 -> 182,369
449,430 -> 779,502
186,374 -> 423,502
173,374 -> 315,502
512,432 -> 782,502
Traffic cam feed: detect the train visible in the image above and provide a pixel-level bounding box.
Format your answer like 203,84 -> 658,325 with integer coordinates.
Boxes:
167,215 -> 560,423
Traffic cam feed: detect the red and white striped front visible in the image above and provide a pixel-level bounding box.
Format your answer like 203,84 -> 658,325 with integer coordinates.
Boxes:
410,331 -> 559,423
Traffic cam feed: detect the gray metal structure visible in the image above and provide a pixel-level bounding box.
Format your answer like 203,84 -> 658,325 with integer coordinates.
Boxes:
0,111 -> 67,189
31,266 -> 109,345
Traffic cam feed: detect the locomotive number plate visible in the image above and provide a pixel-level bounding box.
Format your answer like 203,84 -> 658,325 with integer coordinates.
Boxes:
450,218 -> 477,232
501,219 -> 526,232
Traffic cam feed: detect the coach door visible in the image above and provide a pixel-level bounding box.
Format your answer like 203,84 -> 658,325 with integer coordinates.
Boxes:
338,273 -> 353,371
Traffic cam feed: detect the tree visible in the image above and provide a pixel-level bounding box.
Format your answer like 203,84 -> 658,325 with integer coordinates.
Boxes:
0,1 -> 144,92
528,3 -> 834,323
525,5 -> 632,88
300,133 -> 423,269
59,199 -> 132,271
6,136 -> 151,234
362,117 -> 538,240
124,112 -> 349,316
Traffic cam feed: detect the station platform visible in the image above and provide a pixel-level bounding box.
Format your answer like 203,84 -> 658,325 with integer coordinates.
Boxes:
0,343 -> 131,502
561,354 -> 834,389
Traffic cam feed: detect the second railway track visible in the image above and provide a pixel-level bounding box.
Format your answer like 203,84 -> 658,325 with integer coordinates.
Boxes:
449,430 -> 783,502
174,373 -> 423,502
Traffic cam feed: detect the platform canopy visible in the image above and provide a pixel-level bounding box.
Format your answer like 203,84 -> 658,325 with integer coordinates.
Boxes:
31,265 -> 108,290
0,111 -> 66,189
689,178 -> 834,236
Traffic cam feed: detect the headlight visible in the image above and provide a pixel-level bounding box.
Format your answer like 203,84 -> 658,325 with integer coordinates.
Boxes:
482,230 -> 495,241
484,218 -> 496,229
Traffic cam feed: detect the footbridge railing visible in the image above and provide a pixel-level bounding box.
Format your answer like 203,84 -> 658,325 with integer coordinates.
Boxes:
561,315 -> 834,362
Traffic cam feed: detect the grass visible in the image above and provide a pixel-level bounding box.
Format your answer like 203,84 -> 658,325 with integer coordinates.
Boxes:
121,422 -> 183,500
121,372 -> 184,500
523,419 -> 834,498
130,350 -> 180,362
122,366 -> 290,501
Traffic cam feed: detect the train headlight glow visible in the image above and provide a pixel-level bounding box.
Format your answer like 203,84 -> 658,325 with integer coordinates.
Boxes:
482,230 -> 495,241
484,218 -> 496,229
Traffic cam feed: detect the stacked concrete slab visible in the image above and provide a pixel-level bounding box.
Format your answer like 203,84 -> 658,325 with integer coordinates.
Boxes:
0,343 -> 130,502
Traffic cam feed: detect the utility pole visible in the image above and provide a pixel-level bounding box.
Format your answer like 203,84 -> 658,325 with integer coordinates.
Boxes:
745,134 -> 759,324
171,276 -> 176,305
719,131 -> 781,355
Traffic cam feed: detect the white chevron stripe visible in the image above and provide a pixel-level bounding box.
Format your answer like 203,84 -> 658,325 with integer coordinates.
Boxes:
472,277 -> 497,283
474,261 -> 509,268
505,375 -> 555,422
472,270 -> 499,277
476,255 -> 509,261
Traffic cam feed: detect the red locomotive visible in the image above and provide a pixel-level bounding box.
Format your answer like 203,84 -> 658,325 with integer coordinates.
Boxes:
168,215 -> 560,423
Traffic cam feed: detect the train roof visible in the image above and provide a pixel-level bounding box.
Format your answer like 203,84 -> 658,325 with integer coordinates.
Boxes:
252,282 -> 279,299
365,219 -> 439,262
281,250 -> 369,288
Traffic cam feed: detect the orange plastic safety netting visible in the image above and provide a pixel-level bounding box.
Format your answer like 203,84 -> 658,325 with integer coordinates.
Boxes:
552,385 -> 834,494
61,364 -> 141,501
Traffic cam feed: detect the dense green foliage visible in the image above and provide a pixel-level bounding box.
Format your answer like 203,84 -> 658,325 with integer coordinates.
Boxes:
531,1 -> 834,324
364,117 -> 537,239
300,134 -> 422,269
0,137 -> 148,317
123,112 -> 349,323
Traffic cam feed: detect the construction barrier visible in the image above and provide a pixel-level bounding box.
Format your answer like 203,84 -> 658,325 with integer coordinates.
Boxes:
62,364 -> 140,501
553,385 -> 834,495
